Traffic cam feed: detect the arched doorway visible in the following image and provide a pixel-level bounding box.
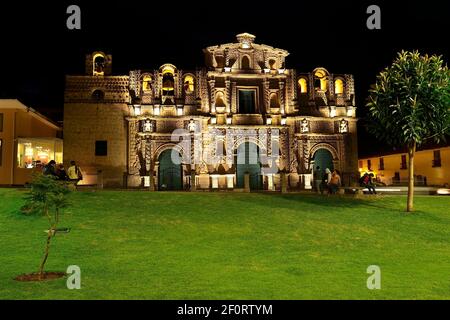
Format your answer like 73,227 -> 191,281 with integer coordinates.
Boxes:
158,149 -> 182,191
236,142 -> 262,190
313,149 -> 334,178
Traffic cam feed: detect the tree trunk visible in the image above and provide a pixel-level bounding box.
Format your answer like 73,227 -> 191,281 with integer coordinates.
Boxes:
38,230 -> 53,278
406,141 -> 416,212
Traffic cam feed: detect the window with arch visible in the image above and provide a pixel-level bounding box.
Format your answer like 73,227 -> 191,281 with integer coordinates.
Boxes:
334,78 -> 344,94
142,75 -> 152,92
268,59 -> 277,70
269,93 -> 280,108
162,71 -> 175,96
93,54 -> 106,76
298,78 -> 308,93
183,75 -> 195,93
215,92 -> 226,108
314,69 -> 328,91
241,56 -> 250,69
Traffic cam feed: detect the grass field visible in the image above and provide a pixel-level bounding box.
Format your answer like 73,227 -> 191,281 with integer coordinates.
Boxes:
0,188 -> 449,299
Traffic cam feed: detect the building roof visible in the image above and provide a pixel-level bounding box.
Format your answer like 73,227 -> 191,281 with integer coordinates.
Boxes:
0,99 -> 62,130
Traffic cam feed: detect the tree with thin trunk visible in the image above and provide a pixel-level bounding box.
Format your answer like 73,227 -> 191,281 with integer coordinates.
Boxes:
22,173 -> 71,278
367,51 -> 450,212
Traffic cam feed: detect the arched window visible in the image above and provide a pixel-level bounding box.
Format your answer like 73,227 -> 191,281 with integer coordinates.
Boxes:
314,69 -> 328,91
334,79 -> 344,94
162,71 -> 174,96
142,75 -> 152,92
270,93 -> 280,108
298,78 -> 308,93
269,59 -> 276,70
183,75 -> 194,93
215,92 -> 226,108
241,56 -> 250,69
93,54 -> 105,76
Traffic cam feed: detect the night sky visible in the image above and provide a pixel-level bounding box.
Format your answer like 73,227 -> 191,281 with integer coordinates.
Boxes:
0,0 -> 448,157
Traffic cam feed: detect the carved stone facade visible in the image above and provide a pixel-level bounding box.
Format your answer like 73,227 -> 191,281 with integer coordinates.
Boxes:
64,34 -> 359,189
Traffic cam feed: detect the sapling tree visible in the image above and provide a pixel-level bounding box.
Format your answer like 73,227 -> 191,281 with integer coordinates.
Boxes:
367,51 -> 450,212
22,172 -> 71,278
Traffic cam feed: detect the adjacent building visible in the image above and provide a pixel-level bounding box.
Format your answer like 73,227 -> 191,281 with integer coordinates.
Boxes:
359,145 -> 450,187
64,33 -> 359,190
0,99 -> 63,185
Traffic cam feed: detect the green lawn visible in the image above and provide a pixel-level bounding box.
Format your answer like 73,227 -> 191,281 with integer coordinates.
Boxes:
0,188 -> 449,299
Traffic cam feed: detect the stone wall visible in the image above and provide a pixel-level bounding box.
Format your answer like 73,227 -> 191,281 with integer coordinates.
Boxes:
63,103 -> 129,187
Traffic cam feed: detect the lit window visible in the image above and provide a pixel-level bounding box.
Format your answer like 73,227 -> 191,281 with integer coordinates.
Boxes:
16,138 -> 63,169
183,75 -> 195,93
93,54 -> 105,76
298,78 -> 308,93
162,71 -> 175,96
334,79 -> 344,94
142,75 -> 152,92
314,69 -> 328,91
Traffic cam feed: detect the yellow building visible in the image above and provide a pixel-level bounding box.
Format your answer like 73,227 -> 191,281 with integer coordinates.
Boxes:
0,99 -> 63,185
359,146 -> 450,187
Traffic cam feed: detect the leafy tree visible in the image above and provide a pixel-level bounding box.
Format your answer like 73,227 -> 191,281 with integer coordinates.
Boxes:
367,51 -> 450,212
22,173 -> 71,278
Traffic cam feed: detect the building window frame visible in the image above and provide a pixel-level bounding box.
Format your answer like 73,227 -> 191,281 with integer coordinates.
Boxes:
0,139 -> 3,166
432,150 -> 441,167
95,140 -> 108,156
237,87 -> 259,114
378,157 -> 385,170
0,113 -> 3,132
400,154 -> 407,170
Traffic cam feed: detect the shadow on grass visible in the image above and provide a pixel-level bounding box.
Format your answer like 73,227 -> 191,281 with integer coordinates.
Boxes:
238,192 -> 385,210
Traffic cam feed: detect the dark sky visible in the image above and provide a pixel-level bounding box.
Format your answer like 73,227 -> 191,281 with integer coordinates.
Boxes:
0,0 -> 448,157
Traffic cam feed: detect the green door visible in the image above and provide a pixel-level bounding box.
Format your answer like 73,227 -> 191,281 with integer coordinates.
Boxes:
313,149 -> 334,178
158,149 -> 182,191
236,142 -> 262,190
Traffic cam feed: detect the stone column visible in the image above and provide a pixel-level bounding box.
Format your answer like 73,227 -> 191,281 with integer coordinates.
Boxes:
281,171 -> 288,193
279,81 -> 285,115
190,170 -> 196,191
225,79 -> 231,114
244,173 -> 250,193
149,171 -> 155,191
209,79 -> 216,113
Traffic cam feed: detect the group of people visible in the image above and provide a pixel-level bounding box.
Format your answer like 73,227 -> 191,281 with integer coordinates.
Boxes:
42,160 -> 83,186
313,166 -> 342,195
359,172 -> 377,194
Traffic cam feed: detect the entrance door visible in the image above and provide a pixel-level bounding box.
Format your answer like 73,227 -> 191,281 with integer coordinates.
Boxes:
158,149 -> 182,191
313,149 -> 334,178
236,142 -> 262,190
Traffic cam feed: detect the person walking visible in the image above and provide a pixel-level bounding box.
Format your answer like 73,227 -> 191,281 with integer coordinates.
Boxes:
367,173 -> 377,194
67,160 -> 83,188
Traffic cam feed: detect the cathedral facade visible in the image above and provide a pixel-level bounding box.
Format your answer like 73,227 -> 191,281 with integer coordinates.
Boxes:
64,33 -> 359,190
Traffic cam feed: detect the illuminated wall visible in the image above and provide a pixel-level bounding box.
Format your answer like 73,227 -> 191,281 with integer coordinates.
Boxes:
359,147 -> 450,186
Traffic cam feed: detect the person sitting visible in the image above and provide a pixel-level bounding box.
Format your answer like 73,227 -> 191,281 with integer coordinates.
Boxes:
67,160 -> 83,187
328,170 -> 341,194
43,160 -> 57,177
56,164 -> 68,181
